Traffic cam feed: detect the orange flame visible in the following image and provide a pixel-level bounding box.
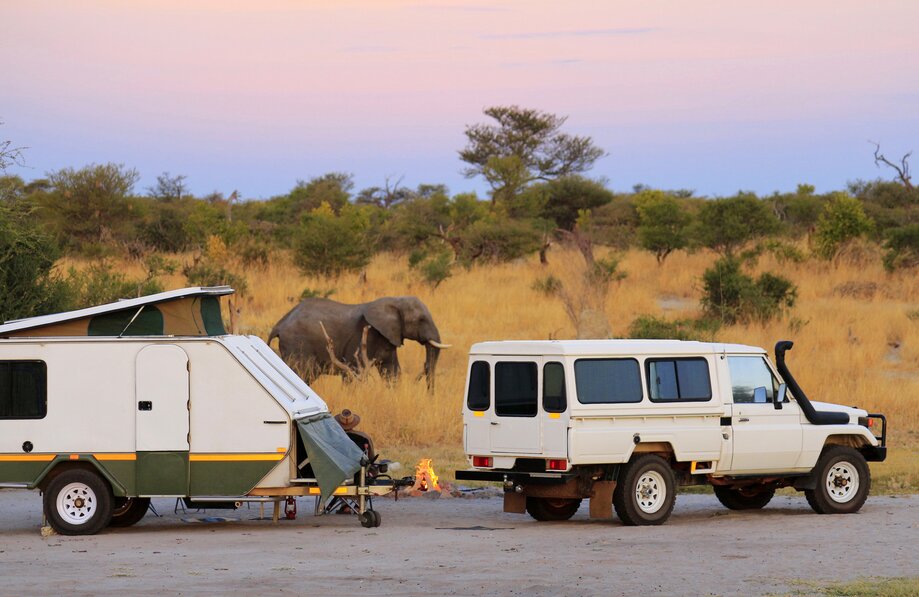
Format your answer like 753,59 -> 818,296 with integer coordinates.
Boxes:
414,458 -> 441,492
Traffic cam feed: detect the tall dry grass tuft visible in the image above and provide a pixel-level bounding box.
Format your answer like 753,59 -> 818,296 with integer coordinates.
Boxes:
62,247 -> 919,485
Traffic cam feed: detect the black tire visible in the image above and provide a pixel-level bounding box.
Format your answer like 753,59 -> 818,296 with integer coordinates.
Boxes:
109,497 -> 151,528
43,468 -> 114,535
805,446 -> 870,514
371,509 -> 382,528
359,510 -> 376,528
713,485 -> 775,510
525,497 -> 582,521
613,454 -> 676,526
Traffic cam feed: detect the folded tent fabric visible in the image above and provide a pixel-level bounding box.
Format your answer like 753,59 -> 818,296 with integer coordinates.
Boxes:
295,412 -> 365,506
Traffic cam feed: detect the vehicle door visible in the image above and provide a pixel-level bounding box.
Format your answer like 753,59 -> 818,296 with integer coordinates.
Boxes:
135,344 -> 190,496
489,358 -> 541,454
727,355 -> 803,472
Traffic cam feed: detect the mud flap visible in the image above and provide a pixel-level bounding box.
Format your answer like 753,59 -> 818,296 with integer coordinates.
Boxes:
589,480 -> 615,519
504,491 -> 526,513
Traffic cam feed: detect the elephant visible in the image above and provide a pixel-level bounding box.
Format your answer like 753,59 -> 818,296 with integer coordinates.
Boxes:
268,296 -> 449,390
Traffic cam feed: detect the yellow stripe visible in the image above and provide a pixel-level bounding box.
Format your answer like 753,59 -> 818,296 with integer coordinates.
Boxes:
0,454 -> 55,462
306,487 -> 347,495
94,453 -> 137,461
473,411 -> 485,417
548,413 -> 561,419
189,453 -> 285,462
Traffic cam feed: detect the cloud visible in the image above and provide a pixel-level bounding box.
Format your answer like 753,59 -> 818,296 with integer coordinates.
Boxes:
480,27 -> 657,40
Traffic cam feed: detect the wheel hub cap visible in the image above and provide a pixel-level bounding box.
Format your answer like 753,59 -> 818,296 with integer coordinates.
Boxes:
825,461 -> 859,503
635,471 -> 666,514
56,482 -> 97,525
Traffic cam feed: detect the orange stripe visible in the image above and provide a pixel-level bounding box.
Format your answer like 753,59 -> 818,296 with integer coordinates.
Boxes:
94,453 -> 137,461
0,454 -> 55,462
189,453 -> 285,462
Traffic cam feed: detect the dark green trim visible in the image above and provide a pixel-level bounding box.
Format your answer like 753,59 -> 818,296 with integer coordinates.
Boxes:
23,455 -> 131,496
136,451 -> 188,496
189,460 -> 278,495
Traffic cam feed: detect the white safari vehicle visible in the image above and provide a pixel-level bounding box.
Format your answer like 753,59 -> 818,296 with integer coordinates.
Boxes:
0,287 -> 398,535
456,339 -> 887,525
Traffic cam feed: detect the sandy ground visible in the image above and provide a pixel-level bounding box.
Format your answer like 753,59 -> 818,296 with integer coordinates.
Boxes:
0,489 -> 915,596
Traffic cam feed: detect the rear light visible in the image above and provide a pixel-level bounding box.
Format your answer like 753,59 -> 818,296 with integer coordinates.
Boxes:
547,459 -> 568,471
473,456 -> 493,468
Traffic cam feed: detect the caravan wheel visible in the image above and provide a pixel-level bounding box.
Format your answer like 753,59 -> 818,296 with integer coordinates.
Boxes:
43,469 -> 114,535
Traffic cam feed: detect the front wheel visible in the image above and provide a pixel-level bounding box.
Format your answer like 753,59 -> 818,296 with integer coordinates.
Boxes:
109,497 -> 151,528
805,446 -> 870,514
43,468 -> 114,535
713,485 -> 775,510
525,497 -> 582,521
613,454 -> 676,526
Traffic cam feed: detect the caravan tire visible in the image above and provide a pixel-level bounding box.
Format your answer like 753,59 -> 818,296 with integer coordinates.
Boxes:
43,469 -> 114,535
109,497 -> 151,528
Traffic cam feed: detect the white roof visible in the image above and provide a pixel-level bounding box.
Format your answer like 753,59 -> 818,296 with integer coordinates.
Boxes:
0,286 -> 234,335
469,339 -> 766,356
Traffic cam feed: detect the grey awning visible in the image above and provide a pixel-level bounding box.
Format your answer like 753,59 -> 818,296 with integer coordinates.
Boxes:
295,413 -> 364,506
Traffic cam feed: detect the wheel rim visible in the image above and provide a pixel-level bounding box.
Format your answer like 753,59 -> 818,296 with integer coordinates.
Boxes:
112,498 -> 134,517
56,482 -> 98,525
635,471 -> 666,514
825,461 -> 859,503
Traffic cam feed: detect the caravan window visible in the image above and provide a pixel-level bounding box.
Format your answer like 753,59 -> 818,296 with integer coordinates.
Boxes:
0,361 -> 47,419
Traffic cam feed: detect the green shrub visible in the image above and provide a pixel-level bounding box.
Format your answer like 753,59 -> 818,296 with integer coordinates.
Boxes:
0,205 -> 73,320
532,274 -> 562,296
300,287 -> 335,299
693,194 -> 779,256
66,261 -> 164,308
814,193 -> 874,260
628,314 -> 720,341
293,202 -> 372,276
182,260 -> 248,294
882,224 -> 919,271
700,257 -> 797,325
634,190 -> 691,263
418,251 -> 453,289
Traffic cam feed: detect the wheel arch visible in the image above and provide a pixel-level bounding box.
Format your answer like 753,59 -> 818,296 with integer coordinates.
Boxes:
34,458 -> 125,497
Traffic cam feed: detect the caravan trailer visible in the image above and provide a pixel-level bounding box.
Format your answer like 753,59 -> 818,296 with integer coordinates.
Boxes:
0,287 -> 399,535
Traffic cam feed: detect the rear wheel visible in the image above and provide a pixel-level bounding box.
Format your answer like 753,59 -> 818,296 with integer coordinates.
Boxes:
109,497 -> 151,528
43,468 -> 113,535
525,497 -> 582,521
713,485 -> 775,510
805,446 -> 870,514
613,454 -> 676,526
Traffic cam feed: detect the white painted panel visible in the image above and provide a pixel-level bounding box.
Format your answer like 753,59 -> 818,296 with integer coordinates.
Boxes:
136,345 -> 189,452
730,401 -> 803,472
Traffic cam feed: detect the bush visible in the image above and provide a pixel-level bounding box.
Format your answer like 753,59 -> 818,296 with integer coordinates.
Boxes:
418,251 -> 453,289
813,193 -> 874,260
694,194 -> 779,256
66,261 -> 164,308
0,205 -> 73,320
531,274 -> 562,296
182,260 -> 248,294
634,190 -> 691,263
300,287 -> 335,299
628,315 -> 720,341
293,202 -> 372,276
700,257 -> 797,325
882,224 -> 919,271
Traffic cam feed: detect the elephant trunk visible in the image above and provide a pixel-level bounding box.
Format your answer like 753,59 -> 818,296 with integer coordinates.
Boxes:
423,337 -> 443,392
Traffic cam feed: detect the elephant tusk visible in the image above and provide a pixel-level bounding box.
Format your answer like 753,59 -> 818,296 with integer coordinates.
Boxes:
428,340 -> 451,349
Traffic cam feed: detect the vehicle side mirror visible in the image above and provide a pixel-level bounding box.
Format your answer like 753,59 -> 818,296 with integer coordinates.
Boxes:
774,383 -> 787,410
753,386 -> 767,404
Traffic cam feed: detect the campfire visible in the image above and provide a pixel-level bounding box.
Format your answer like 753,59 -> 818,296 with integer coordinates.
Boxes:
402,458 -> 456,497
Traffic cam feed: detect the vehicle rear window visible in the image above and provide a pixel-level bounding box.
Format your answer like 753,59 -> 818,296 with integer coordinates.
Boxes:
574,359 -> 643,404
647,358 -> 712,402
466,361 -> 490,411
0,361 -> 48,419
495,362 -> 538,417
543,362 -> 567,413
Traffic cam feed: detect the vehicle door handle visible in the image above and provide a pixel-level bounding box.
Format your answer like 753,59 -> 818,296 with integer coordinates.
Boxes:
737,417 -> 750,423
490,421 -> 500,426
263,420 -> 286,425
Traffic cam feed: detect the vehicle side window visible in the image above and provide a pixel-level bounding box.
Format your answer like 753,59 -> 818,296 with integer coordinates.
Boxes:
574,359 -> 643,404
466,361 -> 490,411
647,358 -> 712,402
495,362 -> 538,417
0,361 -> 48,419
728,356 -> 778,404
543,362 -> 567,413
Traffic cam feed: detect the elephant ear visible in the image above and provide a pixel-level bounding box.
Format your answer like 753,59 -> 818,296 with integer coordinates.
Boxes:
363,299 -> 404,347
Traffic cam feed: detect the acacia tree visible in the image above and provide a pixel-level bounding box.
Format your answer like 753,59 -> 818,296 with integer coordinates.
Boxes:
635,190 -> 691,264
0,121 -> 25,173
459,106 -> 605,203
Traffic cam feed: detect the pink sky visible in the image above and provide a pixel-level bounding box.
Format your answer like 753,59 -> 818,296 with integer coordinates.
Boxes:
2,1 -> 917,197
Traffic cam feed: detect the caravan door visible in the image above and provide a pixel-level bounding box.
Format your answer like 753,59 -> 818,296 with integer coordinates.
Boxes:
135,345 -> 190,496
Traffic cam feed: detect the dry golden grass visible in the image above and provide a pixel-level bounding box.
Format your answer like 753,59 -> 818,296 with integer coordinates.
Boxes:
62,247 -> 919,488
